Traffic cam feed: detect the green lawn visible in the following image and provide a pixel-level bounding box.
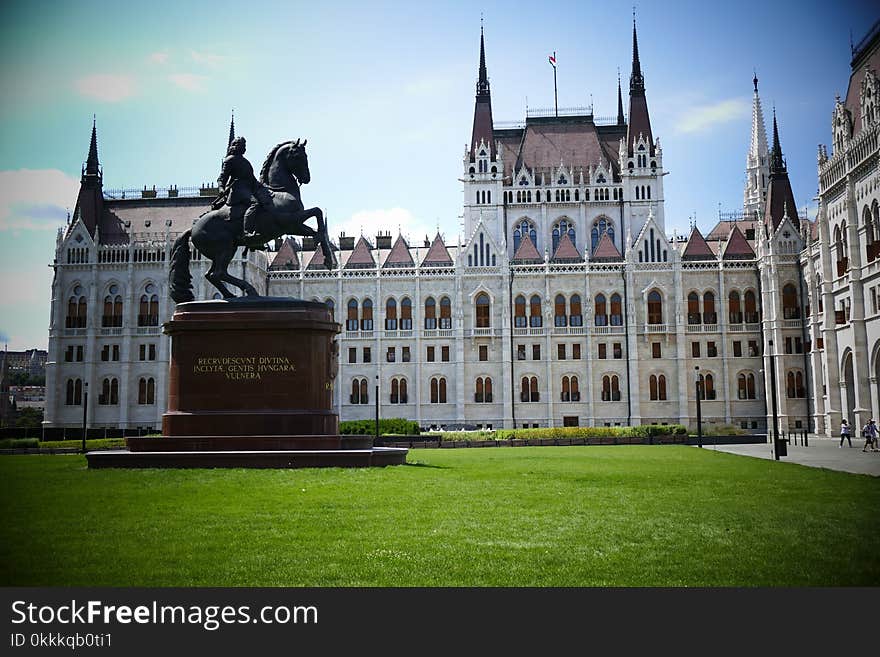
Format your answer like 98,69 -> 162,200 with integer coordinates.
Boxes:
1,446 -> 878,586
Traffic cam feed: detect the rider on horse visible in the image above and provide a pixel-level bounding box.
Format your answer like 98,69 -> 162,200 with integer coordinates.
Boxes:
215,136 -> 273,245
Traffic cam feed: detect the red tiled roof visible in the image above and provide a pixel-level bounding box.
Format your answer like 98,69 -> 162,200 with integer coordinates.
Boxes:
383,234 -> 414,267
682,227 -> 715,260
421,233 -> 453,266
344,236 -> 375,268
269,237 -> 299,270
706,219 -> 757,242
592,232 -> 622,261
512,235 -> 541,262
552,232 -> 581,261
306,245 -> 326,269
722,225 -> 755,259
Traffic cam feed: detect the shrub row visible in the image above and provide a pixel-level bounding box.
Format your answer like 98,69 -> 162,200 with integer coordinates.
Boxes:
0,438 -> 40,449
451,424 -> 690,441
0,438 -> 129,450
339,418 -> 420,436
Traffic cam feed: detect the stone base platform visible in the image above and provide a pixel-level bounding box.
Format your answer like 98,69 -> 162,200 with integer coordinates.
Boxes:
86,446 -> 408,469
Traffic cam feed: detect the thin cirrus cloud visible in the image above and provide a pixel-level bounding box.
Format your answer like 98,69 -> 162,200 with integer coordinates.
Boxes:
168,73 -> 208,92
0,169 -> 80,232
149,51 -> 170,64
73,74 -> 136,102
190,50 -> 228,67
675,97 -> 750,134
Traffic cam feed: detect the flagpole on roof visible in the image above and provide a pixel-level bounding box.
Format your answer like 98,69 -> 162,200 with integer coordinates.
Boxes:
550,51 -> 558,118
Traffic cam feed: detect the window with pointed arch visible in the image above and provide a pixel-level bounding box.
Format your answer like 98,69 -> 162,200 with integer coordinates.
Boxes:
324,298 -> 335,322
744,290 -> 759,323
138,377 -> 156,405
703,291 -> 717,324
384,298 -> 397,330
520,376 -> 539,402
439,296 -> 452,329
569,294 -> 583,327
350,378 -> 368,404
782,284 -> 800,319
552,219 -> 576,253
834,222 -> 848,269
687,292 -> 701,324
609,293 -> 623,326
102,285 -> 124,328
601,375 -> 621,401
361,299 -> 373,330
65,378 -> 83,405
474,377 -> 493,403
697,373 -> 716,400
594,294 -> 607,326
66,285 -> 87,328
390,378 -> 408,404
430,377 -> 447,403
424,297 -> 437,329
728,291 -> 743,324
346,299 -> 359,331
138,284 -> 159,327
399,297 -> 412,330
737,372 -> 756,400
99,377 -> 119,405
513,219 -> 537,253
475,293 -> 490,328
529,295 -> 543,327
647,290 -> 663,325
514,295 -> 527,328
591,217 -> 614,252
561,375 -> 579,402
786,371 -> 806,398
649,374 -> 667,400
554,295 -> 567,327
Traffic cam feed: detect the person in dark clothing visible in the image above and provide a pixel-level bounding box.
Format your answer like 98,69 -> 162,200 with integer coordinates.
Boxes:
216,136 -> 272,241
839,419 -> 852,448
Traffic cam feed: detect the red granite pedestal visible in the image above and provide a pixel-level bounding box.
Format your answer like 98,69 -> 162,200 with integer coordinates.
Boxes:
87,298 -> 407,469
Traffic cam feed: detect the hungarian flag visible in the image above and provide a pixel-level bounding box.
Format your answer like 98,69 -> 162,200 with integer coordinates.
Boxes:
548,53 -> 557,68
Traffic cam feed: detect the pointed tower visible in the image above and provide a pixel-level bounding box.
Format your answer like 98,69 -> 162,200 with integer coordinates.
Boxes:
626,18 -> 653,156
763,109 -> 799,233
470,24 -> 494,159
73,117 -> 104,239
617,71 -> 625,126
743,74 -> 770,219
227,110 -> 236,148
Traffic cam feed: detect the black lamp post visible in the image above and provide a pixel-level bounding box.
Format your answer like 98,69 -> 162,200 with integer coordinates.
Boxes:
694,366 -> 703,448
81,381 -> 88,454
374,375 -> 380,444
768,339 -> 780,460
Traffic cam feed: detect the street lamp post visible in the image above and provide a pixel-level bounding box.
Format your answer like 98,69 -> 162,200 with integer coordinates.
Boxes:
375,375 -> 380,444
81,382 -> 88,454
768,339 -> 780,460
695,366 -> 703,448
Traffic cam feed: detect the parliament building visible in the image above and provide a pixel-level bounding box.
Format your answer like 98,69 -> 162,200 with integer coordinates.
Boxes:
43,20 -> 880,436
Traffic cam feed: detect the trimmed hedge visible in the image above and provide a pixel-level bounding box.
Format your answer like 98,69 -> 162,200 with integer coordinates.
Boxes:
339,418 -> 420,436
0,438 -> 40,449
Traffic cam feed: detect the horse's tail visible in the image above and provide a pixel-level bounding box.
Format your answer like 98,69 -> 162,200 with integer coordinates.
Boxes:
169,229 -> 195,304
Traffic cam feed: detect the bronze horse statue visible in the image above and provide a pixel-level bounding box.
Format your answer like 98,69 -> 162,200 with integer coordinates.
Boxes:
169,139 -> 335,303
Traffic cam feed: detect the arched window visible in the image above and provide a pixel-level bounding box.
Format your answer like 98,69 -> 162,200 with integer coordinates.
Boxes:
346,299 -> 359,331
103,286 -> 123,327
439,296 -> 452,329
594,294 -> 607,326
431,377 -> 447,403
611,375 -> 620,401
325,298 -> 335,321
138,284 -> 158,327
610,293 -> 623,326
475,377 -> 484,403
703,291 -> 716,324
570,375 -> 579,401
782,284 -> 800,319
65,378 -> 83,405
552,219 -> 576,252
647,291 -> 663,325
513,219 -> 537,252
561,376 -> 570,402
385,298 -> 397,330
424,297 -> 437,329
649,375 -> 658,400
399,297 -> 412,330
530,376 -> 539,402
698,373 -> 715,400
361,299 -> 373,330
744,290 -> 758,323
602,375 -> 611,401
570,294 -> 583,326
66,286 -> 87,328
514,295 -> 527,328
687,292 -> 701,324
786,372 -> 795,398
591,217 -> 614,252
100,377 -> 119,405
738,372 -> 757,400
529,295 -> 542,327
728,291 -> 742,324
787,371 -> 805,398
658,374 -> 667,400
390,378 -> 407,404
138,377 -> 156,405
554,295 -> 567,327
475,293 -> 490,328
350,378 -> 368,404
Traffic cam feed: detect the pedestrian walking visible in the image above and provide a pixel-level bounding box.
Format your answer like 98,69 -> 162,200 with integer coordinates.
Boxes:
840,419 -> 852,448
864,418 -> 878,452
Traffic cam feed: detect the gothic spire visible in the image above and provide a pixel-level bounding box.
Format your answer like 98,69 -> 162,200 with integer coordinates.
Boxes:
748,74 -> 769,165
85,115 -> 100,177
743,74 -> 769,218
770,108 -> 784,172
617,70 -> 625,125
763,108 -> 799,232
470,23 -> 494,159
626,16 -> 653,155
227,110 -> 235,147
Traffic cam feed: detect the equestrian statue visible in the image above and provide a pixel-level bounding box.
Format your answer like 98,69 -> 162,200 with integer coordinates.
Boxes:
169,137 -> 335,303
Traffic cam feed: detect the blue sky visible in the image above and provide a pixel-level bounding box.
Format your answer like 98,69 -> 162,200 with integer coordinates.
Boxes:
0,0 -> 876,350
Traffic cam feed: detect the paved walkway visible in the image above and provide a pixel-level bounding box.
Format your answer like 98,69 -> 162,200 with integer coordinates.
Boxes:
701,434 -> 880,477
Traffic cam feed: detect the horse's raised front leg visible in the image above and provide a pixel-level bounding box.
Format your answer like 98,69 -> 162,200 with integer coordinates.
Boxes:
217,246 -> 259,297
206,254 -> 236,299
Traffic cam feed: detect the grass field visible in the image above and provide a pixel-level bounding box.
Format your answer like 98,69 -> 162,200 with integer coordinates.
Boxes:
1,446 -> 878,586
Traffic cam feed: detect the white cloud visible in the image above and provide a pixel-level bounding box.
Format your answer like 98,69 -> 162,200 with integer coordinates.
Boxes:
675,97 -> 750,134
169,73 -> 208,92
0,169 -> 80,232
149,51 -> 169,64
190,50 -> 228,67
74,74 -> 136,102
333,208 -> 438,246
